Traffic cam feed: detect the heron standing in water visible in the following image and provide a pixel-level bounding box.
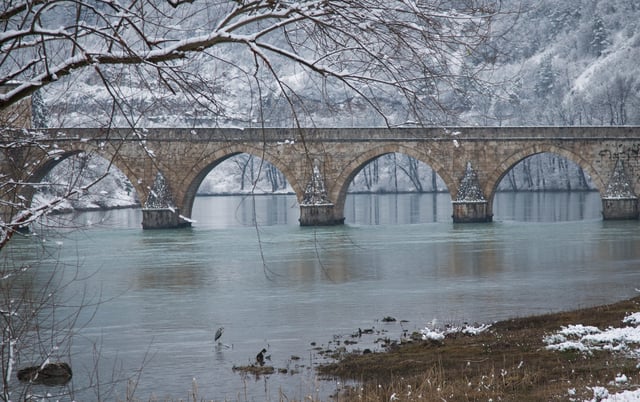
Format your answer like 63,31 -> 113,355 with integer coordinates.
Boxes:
214,326 -> 233,349
214,327 -> 224,344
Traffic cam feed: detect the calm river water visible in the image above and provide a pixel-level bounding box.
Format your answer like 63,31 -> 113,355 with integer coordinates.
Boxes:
6,191 -> 640,401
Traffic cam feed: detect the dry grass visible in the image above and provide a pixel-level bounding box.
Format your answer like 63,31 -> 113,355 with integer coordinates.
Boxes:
318,296 -> 640,401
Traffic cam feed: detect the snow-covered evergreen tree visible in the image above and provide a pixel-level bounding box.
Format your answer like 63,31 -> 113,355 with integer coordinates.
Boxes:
145,172 -> 173,209
31,90 -> 48,128
534,56 -> 555,99
589,16 -> 609,57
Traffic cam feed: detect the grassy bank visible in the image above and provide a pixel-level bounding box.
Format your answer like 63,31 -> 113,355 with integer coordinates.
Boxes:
317,296 -> 640,401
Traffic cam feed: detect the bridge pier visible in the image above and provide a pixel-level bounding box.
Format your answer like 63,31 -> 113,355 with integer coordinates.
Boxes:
452,201 -> 493,223
141,208 -> 191,229
601,198 -> 639,220
299,204 -> 345,226
600,159 -> 639,220
299,159 -> 345,226
452,162 -> 492,223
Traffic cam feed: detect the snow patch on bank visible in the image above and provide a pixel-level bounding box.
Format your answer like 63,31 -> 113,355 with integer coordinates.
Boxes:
420,322 -> 491,341
544,311 -> 640,401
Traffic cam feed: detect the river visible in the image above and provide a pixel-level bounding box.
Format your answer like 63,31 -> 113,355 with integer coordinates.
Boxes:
5,191 -> 640,401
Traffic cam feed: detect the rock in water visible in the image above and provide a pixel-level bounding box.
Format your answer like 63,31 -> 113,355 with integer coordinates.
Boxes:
17,362 -> 72,386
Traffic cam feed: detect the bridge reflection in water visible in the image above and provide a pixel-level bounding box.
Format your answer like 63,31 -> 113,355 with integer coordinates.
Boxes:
186,191 -> 602,228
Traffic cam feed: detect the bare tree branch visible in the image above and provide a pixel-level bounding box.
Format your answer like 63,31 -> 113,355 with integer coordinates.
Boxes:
1,0 -> 499,115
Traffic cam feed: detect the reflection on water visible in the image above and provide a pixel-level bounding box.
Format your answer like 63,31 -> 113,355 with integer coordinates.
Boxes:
493,191 -> 602,221
345,192 -> 453,224
6,191 -> 640,401
192,194 -> 299,228
176,191 -> 602,227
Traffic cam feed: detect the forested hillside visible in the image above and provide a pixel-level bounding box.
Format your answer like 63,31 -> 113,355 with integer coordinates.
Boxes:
40,0 -> 640,128
463,0 -> 640,126
35,0 -> 636,207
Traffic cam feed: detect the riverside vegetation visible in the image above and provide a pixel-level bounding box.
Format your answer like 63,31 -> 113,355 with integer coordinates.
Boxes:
316,296 -> 640,401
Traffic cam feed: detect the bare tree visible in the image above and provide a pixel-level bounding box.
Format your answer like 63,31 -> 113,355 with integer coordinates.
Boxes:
265,162 -> 287,192
361,158 -> 379,191
0,237 -> 150,402
0,2 -> 504,398
235,154 -> 288,193
605,74 -> 637,125
396,154 -> 424,192
0,1 -> 500,123
1,243 -> 93,401
0,0 -> 503,243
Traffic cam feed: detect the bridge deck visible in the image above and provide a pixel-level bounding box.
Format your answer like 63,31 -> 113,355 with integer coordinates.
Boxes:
15,126 -> 640,142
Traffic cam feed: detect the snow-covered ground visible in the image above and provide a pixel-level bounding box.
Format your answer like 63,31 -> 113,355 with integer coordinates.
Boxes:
544,312 -> 640,401
417,310 -> 640,401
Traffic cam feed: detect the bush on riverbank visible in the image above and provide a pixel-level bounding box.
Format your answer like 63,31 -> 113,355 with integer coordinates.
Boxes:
318,296 -> 640,401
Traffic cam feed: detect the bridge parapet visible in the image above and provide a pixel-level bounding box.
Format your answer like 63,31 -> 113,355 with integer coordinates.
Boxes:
11,126 -> 640,142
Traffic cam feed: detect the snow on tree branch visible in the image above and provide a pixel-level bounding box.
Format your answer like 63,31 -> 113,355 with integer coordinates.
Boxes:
0,0 -> 499,116
0,0 -> 502,248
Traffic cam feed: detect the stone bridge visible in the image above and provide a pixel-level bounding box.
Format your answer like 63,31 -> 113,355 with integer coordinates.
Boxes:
3,126 -> 640,228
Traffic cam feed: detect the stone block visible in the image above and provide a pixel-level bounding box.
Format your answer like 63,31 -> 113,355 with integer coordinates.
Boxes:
602,198 -> 639,220
299,204 -> 344,226
452,201 -> 493,223
142,208 -> 191,229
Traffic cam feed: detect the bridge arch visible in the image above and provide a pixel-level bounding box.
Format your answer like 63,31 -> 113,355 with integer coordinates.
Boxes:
485,144 -> 605,215
329,144 -> 456,222
177,144 -> 304,220
26,145 -> 145,211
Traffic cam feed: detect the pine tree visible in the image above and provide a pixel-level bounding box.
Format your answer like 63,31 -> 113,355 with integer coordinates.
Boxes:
31,89 -> 49,128
590,16 -> 609,57
534,56 -> 555,98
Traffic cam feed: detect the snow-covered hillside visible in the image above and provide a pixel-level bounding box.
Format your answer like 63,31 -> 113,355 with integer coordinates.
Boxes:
464,0 -> 640,126
33,155 -> 140,212
39,1 -> 640,128
34,0 -> 634,207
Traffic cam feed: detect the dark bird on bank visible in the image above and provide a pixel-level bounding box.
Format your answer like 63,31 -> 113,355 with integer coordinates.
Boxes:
256,348 -> 267,366
214,327 -> 224,343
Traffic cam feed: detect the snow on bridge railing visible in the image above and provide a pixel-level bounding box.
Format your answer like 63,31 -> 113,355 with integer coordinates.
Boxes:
4,126 -> 640,143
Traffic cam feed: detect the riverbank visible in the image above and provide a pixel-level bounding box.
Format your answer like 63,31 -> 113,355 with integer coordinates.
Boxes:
317,295 -> 640,401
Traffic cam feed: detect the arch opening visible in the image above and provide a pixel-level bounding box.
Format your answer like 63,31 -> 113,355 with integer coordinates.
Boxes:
493,152 -> 600,222
190,153 -> 299,228
33,152 -> 140,212
30,152 -> 140,227
344,153 -> 452,225
198,153 -> 293,195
